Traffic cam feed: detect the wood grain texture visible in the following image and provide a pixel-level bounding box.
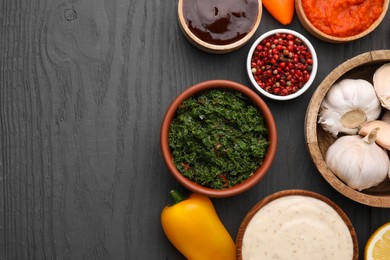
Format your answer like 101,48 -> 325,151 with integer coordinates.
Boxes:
1,0 -> 390,259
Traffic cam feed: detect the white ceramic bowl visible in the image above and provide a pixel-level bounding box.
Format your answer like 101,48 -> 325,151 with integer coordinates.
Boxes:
247,29 -> 318,101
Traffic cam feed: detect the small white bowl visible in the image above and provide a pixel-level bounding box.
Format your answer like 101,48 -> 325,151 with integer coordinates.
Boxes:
247,29 -> 318,101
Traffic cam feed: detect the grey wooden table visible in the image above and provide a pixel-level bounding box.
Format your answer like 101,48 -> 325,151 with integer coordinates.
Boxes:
1,1 -> 390,259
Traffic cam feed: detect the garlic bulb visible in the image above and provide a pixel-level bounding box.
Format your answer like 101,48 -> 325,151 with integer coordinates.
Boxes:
326,128 -> 390,191
319,79 -> 381,137
373,63 -> 390,110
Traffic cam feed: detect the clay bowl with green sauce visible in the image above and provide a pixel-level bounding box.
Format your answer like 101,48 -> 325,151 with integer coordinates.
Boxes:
160,80 -> 277,198
177,0 -> 262,54
305,50 -> 390,207
295,0 -> 389,43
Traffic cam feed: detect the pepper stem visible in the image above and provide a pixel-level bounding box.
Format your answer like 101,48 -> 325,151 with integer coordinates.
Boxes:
170,190 -> 186,204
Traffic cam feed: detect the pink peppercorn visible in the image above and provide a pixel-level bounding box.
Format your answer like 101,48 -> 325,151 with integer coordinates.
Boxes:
250,33 -> 313,96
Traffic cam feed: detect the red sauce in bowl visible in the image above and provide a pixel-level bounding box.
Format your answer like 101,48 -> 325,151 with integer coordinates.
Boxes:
183,0 -> 259,45
302,0 -> 384,37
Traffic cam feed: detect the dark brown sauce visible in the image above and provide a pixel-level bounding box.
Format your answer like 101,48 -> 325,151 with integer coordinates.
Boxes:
183,0 -> 259,45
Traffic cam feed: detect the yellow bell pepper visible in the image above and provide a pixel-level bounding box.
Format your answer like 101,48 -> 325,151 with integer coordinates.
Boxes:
161,190 -> 236,260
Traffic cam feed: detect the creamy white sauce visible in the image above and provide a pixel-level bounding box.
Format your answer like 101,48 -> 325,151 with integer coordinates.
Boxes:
242,195 -> 353,260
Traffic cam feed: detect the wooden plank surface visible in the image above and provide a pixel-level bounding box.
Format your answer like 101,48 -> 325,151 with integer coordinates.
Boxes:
1,0 -> 390,259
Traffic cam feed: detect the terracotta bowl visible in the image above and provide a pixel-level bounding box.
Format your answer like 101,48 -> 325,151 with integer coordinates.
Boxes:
160,80 -> 277,198
236,189 -> 359,259
246,29 -> 318,101
295,0 -> 389,43
177,0 -> 262,54
305,50 -> 390,207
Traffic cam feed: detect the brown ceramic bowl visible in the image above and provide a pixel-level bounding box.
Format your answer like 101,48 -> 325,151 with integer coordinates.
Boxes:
177,0 -> 262,54
295,0 -> 389,43
160,80 -> 277,198
236,189 -> 359,259
305,50 -> 390,207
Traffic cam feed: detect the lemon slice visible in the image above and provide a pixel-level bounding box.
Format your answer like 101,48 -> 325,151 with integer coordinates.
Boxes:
365,222 -> 390,260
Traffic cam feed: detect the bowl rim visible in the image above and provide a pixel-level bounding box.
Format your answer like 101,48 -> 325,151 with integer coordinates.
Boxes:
295,0 -> 390,43
177,0 -> 263,54
235,189 -> 359,259
160,79 -> 277,198
246,28 -> 318,101
305,50 -> 390,207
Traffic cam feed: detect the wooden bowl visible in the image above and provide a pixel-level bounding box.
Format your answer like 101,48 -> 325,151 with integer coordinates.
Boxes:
305,50 -> 390,207
295,0 -> 389,43
160,80 -> 277,198
236,189 -> 359,259
177,0 -> 262,54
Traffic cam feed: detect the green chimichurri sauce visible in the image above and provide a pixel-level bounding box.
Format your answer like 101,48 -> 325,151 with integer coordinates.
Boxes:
168,89 -> 269,190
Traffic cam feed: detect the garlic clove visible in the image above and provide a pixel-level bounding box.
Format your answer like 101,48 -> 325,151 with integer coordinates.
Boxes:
373,63 -> 390,110
358,120 -> 390,150
381,109 -> 390,124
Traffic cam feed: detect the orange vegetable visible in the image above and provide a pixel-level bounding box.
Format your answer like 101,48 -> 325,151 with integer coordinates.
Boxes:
262,0 -> 294,25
